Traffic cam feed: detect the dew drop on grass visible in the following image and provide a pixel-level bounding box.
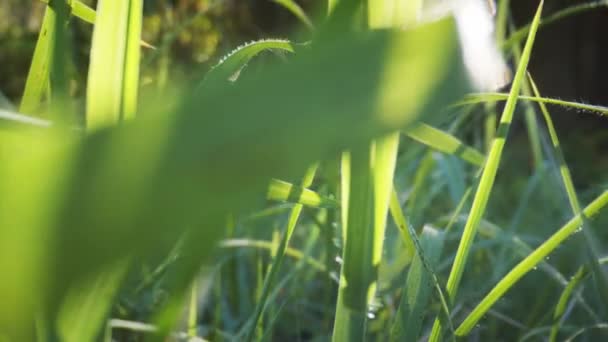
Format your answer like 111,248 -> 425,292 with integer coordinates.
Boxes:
335,255 -> 343,265
367,312 -> 376,320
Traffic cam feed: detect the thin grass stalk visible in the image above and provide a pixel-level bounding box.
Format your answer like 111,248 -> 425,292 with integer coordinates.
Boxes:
509,25 -> 543,169
428,2 -> 544,340
455,190 -> 608,336
244,164 -> 318,341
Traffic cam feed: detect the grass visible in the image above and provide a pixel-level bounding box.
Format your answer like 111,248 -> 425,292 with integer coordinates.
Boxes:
0,0 -> 607,341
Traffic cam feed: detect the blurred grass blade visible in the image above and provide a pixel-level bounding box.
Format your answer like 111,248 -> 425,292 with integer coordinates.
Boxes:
272,0 -> 314,29
390,226 -> 444,341
57,261 -> 129,342
458,93 -> 608,117
86,0 -> 143,129
199,39 -> 294,88
455,190 -> 608,336
20,6 -> 56,115
0,17 -> 467,339
57,0 -> 144,339
267,178 -> 337,208
405,123 -> 485,167
429,2 -> 544,340
0,109 -> 52,129
244,164 -> 318,341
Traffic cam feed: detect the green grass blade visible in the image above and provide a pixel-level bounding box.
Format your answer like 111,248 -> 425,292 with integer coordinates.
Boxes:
405,123 -> 485,167
429,2 -> 544,340
267,178 -> 337,208
458,93 -> 608,117
20,6 -> 56,115
390,226 -> 445,342
455,190 -> 608,336
86,0 -> 143,129
244,164 -> 318,341
272,0 -> 314,29
198,39 -> 294,89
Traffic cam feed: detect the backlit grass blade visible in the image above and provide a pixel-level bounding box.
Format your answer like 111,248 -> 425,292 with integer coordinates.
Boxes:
20,6 -> 56,115
390,226 -> 444,342
272,0 -> 314,29
458,93 -> 608,116
243,164 -> 318,341
332,0 -> 422,339
405,123 -> 485,167
429,2 -> 544,340
198,39 -> 294,88
455,190 -> 608,336
267,178 -> 337,208
86,0 -> 143,129
0,109 -> 52,130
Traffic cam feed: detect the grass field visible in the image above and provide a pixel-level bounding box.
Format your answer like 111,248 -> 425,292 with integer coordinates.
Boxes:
0,0 -> 607,341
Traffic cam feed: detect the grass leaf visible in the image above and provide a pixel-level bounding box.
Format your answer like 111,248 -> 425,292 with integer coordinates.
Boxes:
429,2 -> 544,340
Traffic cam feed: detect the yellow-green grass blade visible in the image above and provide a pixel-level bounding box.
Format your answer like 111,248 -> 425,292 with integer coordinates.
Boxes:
455,190 -> 608,336
86,0 -> 143,129
20,6 -> 56,115
332,0 -> 423,339
458,93 -> 608,117
405,123 -> 485,167
244,164 -> 318,341
429,2 -> 544,340
267,178 -> 337,208
272,0 -> 314,30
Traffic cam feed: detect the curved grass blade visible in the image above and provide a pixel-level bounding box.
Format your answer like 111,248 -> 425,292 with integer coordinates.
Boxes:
405,123 -> 485,167
550,266 -> 588,342
455,190 -> 608,336
198,39 -> 294,89
267,178 -> 337,208
429,2 -> 544,340
458,93 -> 608,117
272,0 -> 314,30
243,164 -> 317,341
